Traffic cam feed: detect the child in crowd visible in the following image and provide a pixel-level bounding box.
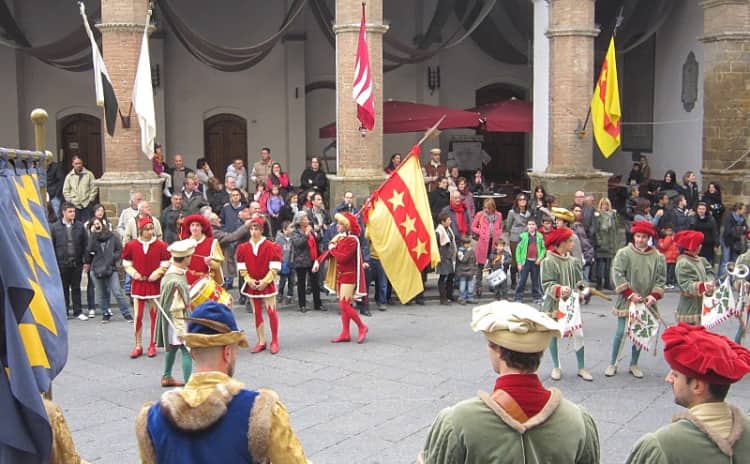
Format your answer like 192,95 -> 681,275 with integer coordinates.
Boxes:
152,145 -> 172,196
657,226 -> 679,289
486,239 -> 512,300
456,235 -> 477,304
274,221 -> 295,305
254,184 -> 270,214
267,184 -> 285,236
539,215 -> 554,236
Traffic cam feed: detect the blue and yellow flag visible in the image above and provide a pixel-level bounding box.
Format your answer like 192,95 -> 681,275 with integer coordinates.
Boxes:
0,162 -> 68,462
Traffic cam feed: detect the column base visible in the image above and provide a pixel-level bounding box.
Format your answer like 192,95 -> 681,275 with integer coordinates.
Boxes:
95,171 -> 165,222
327,173 -> 387,210
527,170 -> 611,207
701,169 -> 750,206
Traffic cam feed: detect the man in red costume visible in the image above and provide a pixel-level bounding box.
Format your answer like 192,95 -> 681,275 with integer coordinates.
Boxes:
237,216 -> 283,354
313,212 -> 368,343
179,214 -> 224,286
122,217 -> 170,358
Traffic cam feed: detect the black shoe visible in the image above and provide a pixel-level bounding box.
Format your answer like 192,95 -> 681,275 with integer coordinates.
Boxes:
387,298 -> 395,305
299,306 -> 308,313
102,313 -> 112,323
360,307 -> 372,317
415,298 -> 425,306
314,305 -> 327,312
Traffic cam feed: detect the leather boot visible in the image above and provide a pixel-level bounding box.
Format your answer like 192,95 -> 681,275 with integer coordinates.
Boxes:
343,300 -> 368,343
147,306 -> 157,357
331,302 -> 351,343
267,307 -> 280,354
251,323 -> 267,353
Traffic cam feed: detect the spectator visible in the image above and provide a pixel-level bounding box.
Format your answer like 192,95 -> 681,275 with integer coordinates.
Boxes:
166,154 -> 193,198
84,217 -> 132,322
571,190 -> 596,244
333,191 -> 357,215
208,212 -> 250,291
195,157 -> 215,192
123,200 -> 163,243
456,177 -> 475,219
46,160 -> 66,220
593,198 -> 617,290
456,235 -> 477,304
572,205 -> 595,282
634,198 -> 659,227
384,153 -> 401,174
160,194 -> 184,244
83,204 -> 111,318
275,221 -> 296,305
656,169 -> 682,199
291,212 -> 324,312
182,174 -> 208,215
682,171 -> 699,211
530,185 -> 548,223
62,155 -> 98,222
446,166 -> 460,192
720,203 -> 748,279
671,194 -> 693,233
505,193 -> 532,288
651,192 -> 672,229
252,183 -> 269,214
514,218 -> 544,303
690,202 -> 719,264
305,192 -> 331,248
206,177 -> 226,214
434,212 -> 456,305
422,148 -> 447,193
639,154 -> 651,181
471,198 -> 503,298
220,189 -> 247,233
703,181 -> 724,223
657,226 -> 679,288
300,156 -> 328,197
152,144 -> 171,196
428,177 -> 451,223
51,202 -> 88,320
486,239 -> 512,300
624,185 -> 640,242
266,162 -> 291,197
470,169 -> 488,194
250,147 -> 273,188
266,184 -> 285,235
627,162 -> 643,185
441,190 -> 471,240
539,215 -> 554,236
225,158 -> 246,192
279,191 -> 300,225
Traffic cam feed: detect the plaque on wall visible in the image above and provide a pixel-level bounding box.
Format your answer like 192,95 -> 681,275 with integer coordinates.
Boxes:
621,36 -> 655,152
682,51 -> 698,112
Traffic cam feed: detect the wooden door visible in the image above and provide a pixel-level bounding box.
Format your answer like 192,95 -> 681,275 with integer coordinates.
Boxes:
475,84 -> 528,189
59,114 -> 103,178
204,114 -> 247,180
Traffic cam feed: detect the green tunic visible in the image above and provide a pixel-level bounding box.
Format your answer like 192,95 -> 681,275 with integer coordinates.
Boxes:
540,251 -> 584,318
612,244 -> 667,317
155,266 -> 191,349
675,254 -> 714,324
420,389 -> 600,464
626,405 -> 750,464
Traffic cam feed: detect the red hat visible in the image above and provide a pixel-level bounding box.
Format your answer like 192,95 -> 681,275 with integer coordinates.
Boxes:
630,221 -> 657,239
674,230 -> 704,253
663,323 -> 750,385
335,212 -> 361,236
180,214 -> 212,239
249,215 -> 266,229
543,227 -> 573,249
137,217 -> 153,231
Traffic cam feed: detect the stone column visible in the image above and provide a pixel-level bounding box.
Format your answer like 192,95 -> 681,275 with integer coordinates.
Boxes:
96,0 -> 162,220
329,1 -> 389,206
528,0 -> 610,206
700,0 -> 750,204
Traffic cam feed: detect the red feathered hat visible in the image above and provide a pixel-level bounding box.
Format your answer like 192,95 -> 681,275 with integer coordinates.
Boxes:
630,221 -> 657,239
137,216 -> 153,231
543,227 -> 573,249
663,323 -> 750,384
335,212 -> 360,236
180,214 -> 212,239
674,230 -> 704,253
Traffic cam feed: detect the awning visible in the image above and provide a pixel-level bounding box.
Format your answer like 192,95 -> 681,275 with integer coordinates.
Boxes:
470,99 -> 532,133
319,100 -> 480,138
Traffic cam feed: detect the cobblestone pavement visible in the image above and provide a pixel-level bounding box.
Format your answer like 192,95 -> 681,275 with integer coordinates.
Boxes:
53,289 -> 750,463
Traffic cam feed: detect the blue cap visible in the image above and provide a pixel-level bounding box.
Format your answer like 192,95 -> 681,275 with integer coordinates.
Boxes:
188,301 -> 241,335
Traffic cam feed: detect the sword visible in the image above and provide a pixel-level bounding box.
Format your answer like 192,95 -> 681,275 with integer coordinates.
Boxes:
152,298 -> 181,336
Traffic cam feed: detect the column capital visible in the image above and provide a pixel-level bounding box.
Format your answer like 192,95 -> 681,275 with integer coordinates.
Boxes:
700,0 -> 749,9
97,22 -> 154,34
546,27 -> 600,39
333,23 -> 389,34
700,32 -> 750,42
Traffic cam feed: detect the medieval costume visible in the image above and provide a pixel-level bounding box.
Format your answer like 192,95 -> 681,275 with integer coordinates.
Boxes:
136,301 -> 309,464
179,214 -> 224,286
418,302 -> 600,464
315,212 -> 368,343
237,216 -> 283,354
626,324 -> 750,463
155,239 -> 196,388
734,248 -> 750,343
674,230 -> 715,325
122,217 -> 170,358
608,221 -> 667,378
539,227 -> 590,381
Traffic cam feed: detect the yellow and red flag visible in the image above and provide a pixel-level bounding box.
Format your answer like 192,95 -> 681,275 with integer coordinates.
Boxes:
591,37 -> 621,158
362,146 -> 440,303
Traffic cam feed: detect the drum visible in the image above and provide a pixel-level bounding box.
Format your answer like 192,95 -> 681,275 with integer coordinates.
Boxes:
190,277 -> 233,307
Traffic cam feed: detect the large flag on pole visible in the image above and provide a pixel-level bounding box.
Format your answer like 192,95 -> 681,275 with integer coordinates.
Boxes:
132,12 -> 156,159
591,37 -> 621,158
363,146 -> 439,303
79,2 -> 119,137
352,3 -> 375,131
0,166 -> 68,462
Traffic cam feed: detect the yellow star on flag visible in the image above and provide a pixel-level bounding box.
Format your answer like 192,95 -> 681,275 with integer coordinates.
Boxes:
411,239 -> 427,259
15,206 -> 49,276
400,215 -> 416,236
387,189 -> 405,211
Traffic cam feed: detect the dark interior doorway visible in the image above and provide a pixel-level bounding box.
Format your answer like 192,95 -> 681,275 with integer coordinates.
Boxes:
59,114 -> 103,177
204,114 -> 248,180
475,83 -> 528,190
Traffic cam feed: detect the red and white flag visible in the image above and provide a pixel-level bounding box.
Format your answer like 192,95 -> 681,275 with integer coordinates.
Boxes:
352,4 -> 375,131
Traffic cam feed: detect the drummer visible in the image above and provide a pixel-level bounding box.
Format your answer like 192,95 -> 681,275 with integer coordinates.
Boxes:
179,214 -> 224,287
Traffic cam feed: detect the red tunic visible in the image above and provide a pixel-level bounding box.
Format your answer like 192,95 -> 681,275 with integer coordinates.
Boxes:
237,238 -> 282,298
122,239 -> 170,299
318,234 -> 367,297
186,236 -> 220,286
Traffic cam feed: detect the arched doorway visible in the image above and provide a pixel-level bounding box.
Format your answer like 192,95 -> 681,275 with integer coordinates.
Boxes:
58,114 -> 103,178
475,83 -> 528,189
204,114 -> 247,180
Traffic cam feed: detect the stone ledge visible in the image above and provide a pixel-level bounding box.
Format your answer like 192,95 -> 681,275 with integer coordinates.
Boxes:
333,23 -> 389,34
700,32 -> 750,43
546,27 -> 600,39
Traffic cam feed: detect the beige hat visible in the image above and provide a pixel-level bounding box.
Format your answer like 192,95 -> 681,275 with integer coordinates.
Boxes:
168,238 -> 197,258
551,207 -> 575,224
471,301 -> 561,353
430,148 -> 441,155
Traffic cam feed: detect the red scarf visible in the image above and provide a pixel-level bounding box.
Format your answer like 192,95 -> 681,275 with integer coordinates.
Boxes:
450,202 -> 467,235
307,233 -> 318,261
494,374 -> 551,418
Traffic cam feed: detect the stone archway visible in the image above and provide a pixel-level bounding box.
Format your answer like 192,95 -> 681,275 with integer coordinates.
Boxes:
58,113 -> 103,178
204,113 -> 248,180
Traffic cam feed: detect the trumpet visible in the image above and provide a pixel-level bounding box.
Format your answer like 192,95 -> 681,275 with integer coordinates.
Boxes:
577,285 -> 612,301
727,262 -> 750,279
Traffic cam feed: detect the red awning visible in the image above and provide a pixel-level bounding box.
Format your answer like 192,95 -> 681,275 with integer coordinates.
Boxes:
470,99 -> 532,133
319,100 -> 480,138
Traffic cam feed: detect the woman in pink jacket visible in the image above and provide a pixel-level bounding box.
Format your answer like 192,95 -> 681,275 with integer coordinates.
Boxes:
471,198 -> 503,297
